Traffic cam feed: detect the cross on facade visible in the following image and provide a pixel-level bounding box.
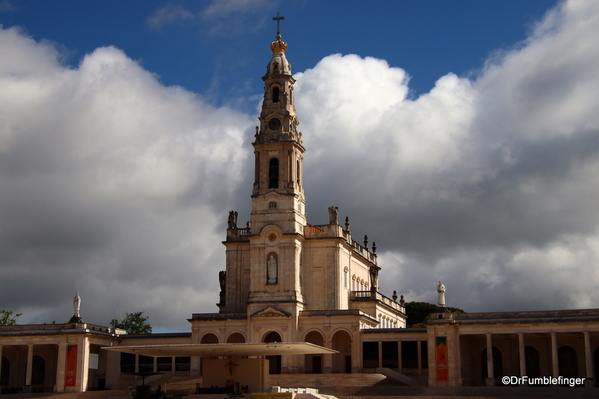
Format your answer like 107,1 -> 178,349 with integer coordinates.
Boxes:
273,12 -> 285,38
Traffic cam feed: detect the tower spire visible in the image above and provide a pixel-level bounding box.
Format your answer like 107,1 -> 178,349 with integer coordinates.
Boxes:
273,12 -> 285,39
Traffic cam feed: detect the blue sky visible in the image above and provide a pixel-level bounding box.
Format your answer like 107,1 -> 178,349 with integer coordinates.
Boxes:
3,0 -> 599,332
1,1 -> 557,110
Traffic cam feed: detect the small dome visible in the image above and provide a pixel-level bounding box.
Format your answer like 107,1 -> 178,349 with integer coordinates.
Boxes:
266,51 -> 291,76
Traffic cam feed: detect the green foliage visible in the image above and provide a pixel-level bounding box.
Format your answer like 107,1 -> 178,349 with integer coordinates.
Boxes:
404,302 -> 465,327
0,309 -> 22,325
110,311 -> 152,334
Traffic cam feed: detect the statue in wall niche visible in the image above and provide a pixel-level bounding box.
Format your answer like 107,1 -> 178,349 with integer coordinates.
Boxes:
369,266 -> 379,292
228,211 -> 238,230
267,254 -> 278,284
73,292 -> 81,317
328,206 -> 339,224
437,281 -> 446,307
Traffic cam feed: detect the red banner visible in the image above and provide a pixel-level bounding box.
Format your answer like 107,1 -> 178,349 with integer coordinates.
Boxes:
65,345 -> 77,387
436,337 -> 448,381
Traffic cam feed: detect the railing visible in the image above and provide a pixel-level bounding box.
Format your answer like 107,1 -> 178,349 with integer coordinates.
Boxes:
350,291 -> 405,313
350,239 -> 377,262
304,224 -> 377,263
226,227 -> 251,242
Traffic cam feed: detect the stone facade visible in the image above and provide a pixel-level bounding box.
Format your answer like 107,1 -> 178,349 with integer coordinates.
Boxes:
189,33 -> 406,376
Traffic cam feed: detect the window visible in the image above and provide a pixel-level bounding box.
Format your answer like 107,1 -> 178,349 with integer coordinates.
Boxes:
269,201 -> 277,209
269,158 -> 279,189
272,87 -> 280,103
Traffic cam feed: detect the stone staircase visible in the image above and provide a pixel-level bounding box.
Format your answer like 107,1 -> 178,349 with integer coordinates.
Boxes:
268,373 -> 404,396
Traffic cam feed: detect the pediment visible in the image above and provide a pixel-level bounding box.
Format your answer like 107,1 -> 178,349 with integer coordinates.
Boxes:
251,307 -> 291,318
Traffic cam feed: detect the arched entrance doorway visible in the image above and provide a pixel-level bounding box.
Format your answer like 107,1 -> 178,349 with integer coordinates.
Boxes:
264,331 -> 282,374
32,356 -> 45,387
304,331 -> 324,374
480,347 -> 503,383
525,346 -> 540,378
558,346 -> 578,378
331,330 -> 352,373
1,357 -> 9,388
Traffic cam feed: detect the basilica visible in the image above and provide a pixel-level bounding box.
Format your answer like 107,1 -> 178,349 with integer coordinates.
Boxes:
2,20 -> 599,394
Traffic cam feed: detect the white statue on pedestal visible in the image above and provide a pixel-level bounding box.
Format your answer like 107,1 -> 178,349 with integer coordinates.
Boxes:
73,292 -> 81,317
437,281 -> 446,307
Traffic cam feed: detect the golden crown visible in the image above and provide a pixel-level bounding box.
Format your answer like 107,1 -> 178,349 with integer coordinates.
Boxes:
270,37 -> 288,53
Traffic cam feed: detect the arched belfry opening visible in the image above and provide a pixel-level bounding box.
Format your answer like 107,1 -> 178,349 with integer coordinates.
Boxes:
269,158 -> 279,189
272,86 -> 280,103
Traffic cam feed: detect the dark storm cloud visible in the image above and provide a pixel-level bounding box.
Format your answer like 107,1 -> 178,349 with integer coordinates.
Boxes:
0,27 -> 252,330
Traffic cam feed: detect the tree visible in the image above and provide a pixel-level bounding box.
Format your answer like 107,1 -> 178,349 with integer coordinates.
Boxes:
0,309 -> 22,325
110,311 -> 152,334
404,302 -> 465,327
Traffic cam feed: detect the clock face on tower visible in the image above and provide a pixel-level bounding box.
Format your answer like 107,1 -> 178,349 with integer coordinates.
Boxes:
268,117 -> 281,131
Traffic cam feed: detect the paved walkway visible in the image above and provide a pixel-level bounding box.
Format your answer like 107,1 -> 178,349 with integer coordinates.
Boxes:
346,385 -> 598,398
1,387 -> 598,399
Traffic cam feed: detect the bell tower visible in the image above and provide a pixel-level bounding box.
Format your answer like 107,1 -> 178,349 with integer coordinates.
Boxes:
244,14 -> 307,317
250,17 -> 306,235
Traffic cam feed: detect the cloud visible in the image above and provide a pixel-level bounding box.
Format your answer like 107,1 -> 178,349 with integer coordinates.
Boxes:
201,0 -> 275,36
295,0 -> 599,312
0,26 -> 252,330
202,0 -> 272,19
146,4 -> 196,30
0,1 -> 16,12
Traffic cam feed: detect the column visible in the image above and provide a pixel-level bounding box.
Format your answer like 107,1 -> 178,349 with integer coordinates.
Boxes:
350,333 -> 359,373
25,344 -> 34,387
55,339 -> 67,392
584,331 -> 592,379
190,356 -> 201,376
456,334 -> 462,385
153,357 -> 157,373
323,338 -> 332,373
135,354 -> 140,373
77,336 -> 90,392
378,341 -> 383,369
417,341 -> 422,375
485,334 -> 494,384
0,345 -> 3,385
518,333 -> 526,378
397,341 -> 402,372
550,332 -> 558,378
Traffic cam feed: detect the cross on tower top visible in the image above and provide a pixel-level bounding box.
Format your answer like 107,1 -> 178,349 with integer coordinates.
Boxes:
273,12 -> 285,39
